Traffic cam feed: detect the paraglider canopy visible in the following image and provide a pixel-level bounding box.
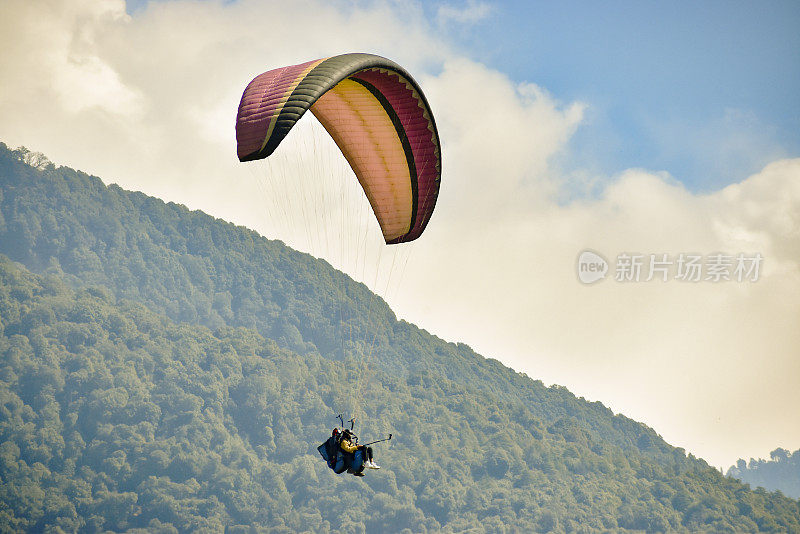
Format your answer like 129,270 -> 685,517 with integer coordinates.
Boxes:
236,53 -> 441,244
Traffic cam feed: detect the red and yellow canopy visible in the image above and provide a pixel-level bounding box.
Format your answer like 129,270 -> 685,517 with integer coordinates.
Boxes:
236,53 -> 441,244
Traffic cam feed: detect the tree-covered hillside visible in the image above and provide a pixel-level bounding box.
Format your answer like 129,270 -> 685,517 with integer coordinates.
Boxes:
0,143 -> 671,458
1,143 -> 799,532
728,449 -> 800,500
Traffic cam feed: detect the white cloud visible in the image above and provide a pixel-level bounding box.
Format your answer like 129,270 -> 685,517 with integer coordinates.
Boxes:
400,156 -> 800,468
0,0 -> 141,115
0,0 -> 797,469
437,1 -> 493,26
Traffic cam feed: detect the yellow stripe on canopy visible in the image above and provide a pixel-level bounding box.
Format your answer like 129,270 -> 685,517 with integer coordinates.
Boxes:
311,78 -> 413,242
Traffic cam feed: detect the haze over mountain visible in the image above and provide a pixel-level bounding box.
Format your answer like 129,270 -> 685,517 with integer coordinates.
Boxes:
1,143 -> 798,532
727,448 -> 800,500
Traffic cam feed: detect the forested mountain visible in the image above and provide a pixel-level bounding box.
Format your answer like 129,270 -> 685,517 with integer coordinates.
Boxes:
1,142 -> 798,532
728,449 -> 800,500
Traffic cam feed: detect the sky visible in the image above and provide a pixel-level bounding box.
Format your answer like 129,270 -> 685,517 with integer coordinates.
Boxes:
437,0 -> 800,192
1,0 -> 798,470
